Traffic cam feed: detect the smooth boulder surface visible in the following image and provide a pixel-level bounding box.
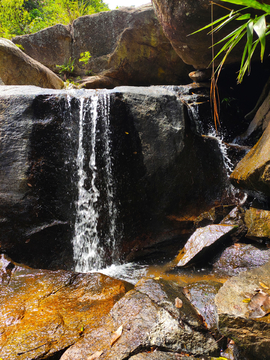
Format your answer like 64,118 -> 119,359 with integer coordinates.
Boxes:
174,224 -> 236,267
0,254 -> 132,359
13,5 -> 193,87
230,120 -> 270,197
0,38 -> 63,89
151,0 -> 268,69
0,85 -> 232,268
60,278 -> 219,359
215,261 -> 270,360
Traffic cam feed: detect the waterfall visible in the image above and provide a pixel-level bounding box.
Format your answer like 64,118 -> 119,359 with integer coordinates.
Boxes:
72,91 -> 120,272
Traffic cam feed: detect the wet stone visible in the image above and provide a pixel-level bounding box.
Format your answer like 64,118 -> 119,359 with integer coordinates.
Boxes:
0,255 -> 132,360
213,243 -> 270,277
175,224 -> 236,267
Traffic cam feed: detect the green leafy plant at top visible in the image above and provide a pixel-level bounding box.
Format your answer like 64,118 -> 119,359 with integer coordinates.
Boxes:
79,51 -> 91,65
193,0 -> 270,84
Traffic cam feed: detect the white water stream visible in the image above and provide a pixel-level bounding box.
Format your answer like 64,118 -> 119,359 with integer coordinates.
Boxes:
72,92 -> 120,272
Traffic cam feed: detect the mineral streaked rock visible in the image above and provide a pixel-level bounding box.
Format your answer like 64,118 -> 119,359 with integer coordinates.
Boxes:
0,254 -> 133,360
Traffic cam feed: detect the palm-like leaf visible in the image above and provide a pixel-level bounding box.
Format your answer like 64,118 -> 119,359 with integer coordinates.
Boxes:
193,0 -> 270,83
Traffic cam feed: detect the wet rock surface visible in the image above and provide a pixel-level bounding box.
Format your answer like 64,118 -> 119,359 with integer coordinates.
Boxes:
0,255 -> 132,360
213,243 -> 270,276
184,281 -> 223,331
0,38 -> 63,89
175,224 -> 236,267
60,278 -> 219,359
215,261 -> 270,360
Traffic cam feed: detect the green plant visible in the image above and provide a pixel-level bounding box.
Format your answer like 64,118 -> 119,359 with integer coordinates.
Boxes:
56,57 -> 75,76
79,51 -> 91,65
193,0 -> 270,83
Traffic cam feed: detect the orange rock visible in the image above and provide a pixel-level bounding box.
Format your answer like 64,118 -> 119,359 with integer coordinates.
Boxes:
0,255 -> 133,359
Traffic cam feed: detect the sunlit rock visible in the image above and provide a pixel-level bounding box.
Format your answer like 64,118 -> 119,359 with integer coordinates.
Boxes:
0,38 -> 63,89
60,278 -> 219,359
231,121 -> 270,197
0,254 -> 132,360
175,224 -> 236,267
244,207 -> 270,241
13,5 -> 193,87
215,261 -> 270,360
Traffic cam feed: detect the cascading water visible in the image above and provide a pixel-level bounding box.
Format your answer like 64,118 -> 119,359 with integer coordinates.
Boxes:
72,91 -> 120,272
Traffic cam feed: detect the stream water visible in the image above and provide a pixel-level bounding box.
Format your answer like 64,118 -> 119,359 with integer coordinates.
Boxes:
72,91 -> 120,272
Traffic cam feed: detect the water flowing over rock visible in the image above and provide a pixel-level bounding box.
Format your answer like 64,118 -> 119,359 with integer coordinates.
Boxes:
0,38 -> 63,89
60,278 -> 219,359
215,261 -> 270,360
12,5 -> 193,88
0,85 -> 232,270
0,254 -> 132,360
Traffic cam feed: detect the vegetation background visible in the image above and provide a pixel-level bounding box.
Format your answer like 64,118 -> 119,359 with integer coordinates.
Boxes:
0,0 -> 109,39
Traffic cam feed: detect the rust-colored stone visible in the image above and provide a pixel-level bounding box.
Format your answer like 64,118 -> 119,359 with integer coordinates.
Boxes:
0,255 -> 132,359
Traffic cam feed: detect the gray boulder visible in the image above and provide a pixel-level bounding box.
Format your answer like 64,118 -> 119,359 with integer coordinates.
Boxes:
12,5 -> 193,87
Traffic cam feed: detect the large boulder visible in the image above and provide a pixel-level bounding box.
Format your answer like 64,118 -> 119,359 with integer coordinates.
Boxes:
215,261 -> 270,360
151,0 -> 269,69
0,254 -> 132,359
230,120 -> 270,197
60,278 -> 219,359
12,5 -> 193,87
0,38 -> 63,89
0,85 -> 232,269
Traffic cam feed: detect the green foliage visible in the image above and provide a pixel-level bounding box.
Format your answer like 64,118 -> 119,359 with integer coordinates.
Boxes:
56,57 -> 75,75
192,0 -> 270,83
0,0 -> 109,38
79,51 -> 91,65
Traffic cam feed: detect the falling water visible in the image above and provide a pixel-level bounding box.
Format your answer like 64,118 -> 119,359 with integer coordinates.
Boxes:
72,91 -> 120,272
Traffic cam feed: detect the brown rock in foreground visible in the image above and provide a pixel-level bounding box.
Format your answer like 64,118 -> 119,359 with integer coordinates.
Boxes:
0,255 -> 132,359
61,278 -> 219,359
0,38 -> 64,89
215,261 -> 270,360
